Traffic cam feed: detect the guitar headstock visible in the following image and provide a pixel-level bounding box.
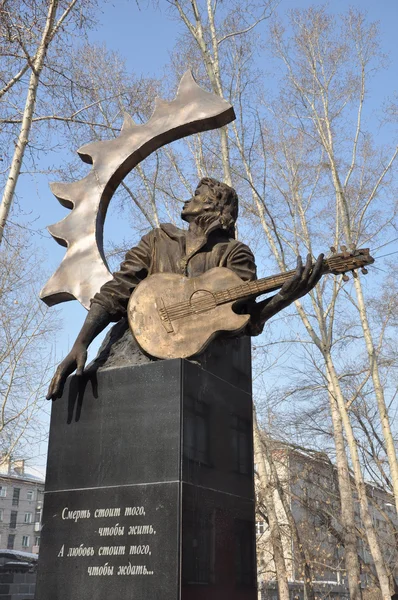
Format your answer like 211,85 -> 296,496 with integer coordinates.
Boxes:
326,245 -> 375,279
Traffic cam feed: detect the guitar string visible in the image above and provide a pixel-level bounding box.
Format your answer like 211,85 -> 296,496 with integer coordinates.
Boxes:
164,277 -> 292,320
161,257 -> 368,321
162,260 -> 362,321
165,272 -> 296,316
167,279 -> 291,319
166,275 -> 305,320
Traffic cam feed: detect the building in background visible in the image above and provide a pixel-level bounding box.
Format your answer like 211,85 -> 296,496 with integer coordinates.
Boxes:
256,442 -> 398,600
0,457 -> 44,554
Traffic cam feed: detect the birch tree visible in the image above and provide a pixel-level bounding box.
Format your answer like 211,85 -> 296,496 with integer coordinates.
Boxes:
162,0 -> 279,186
254,410 -> 290,600
239,10 -> 396,598
255,423 -> 317,600
269,7 -> 398,519
0,0 -> 97,244
0,227 -> 57,459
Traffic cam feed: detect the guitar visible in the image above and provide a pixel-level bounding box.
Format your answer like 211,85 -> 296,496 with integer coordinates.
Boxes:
127,247 -> 374,360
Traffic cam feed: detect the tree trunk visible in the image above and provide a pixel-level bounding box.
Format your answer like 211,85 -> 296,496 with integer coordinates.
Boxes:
353,273 -> 398,516
253,414 -> 290,600
326,376 -> 363,600
259,430 -> 316,600
328,126 -> 398,517
0,0 -> 59,245
173,0 -> 232,184
238,130 -> 364,598
325,354 -> 392,600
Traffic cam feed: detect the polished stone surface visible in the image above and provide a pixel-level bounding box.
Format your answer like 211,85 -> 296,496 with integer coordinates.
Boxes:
36,484 -> 179,600
45,359 -> 182,492
182,358 -> 254,499
36,339 -> 256,600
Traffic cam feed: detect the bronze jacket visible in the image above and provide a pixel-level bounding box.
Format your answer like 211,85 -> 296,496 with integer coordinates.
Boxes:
92,222 -> 257,322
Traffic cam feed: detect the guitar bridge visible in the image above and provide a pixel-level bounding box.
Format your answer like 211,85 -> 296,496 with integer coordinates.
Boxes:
156,299 -> 174,333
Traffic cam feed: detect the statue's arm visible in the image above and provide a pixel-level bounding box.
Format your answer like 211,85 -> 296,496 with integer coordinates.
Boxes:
46,304 -> 111,400
225,243 -> 324,335
91,232 -> 153,321
46,233 -> 154,400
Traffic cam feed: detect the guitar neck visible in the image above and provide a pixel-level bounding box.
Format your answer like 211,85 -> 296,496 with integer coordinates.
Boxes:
215,260 -> 331,304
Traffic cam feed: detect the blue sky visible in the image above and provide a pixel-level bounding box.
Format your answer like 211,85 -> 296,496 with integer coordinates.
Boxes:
88,0 -> 398,78
12,0 -> 398,469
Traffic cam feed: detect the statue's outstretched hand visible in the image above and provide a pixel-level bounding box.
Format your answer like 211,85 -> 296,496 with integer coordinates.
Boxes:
250,253 -> 324,334
279,253 -> 324,302
46,343 -> 88,401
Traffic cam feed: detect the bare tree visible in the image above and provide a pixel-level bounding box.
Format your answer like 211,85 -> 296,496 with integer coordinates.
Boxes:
162,0 -> 279,186
0,0 -> 98,244
254,411 -> 290,600
259,10 -> 397,598
0,227 -> 57,459
255,425 -> 316,600
270,6 -> 398,518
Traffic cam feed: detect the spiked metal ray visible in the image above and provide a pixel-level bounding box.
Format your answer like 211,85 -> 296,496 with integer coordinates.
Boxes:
40,71 -> 236,309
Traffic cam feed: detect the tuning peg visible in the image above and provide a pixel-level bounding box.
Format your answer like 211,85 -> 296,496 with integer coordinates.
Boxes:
361,267 -> 368,275
342,274 -> 349,282
350,243 -> 356,250
352,270 -> 358,279
341,245 -> 347,252
330,246 -> 337,253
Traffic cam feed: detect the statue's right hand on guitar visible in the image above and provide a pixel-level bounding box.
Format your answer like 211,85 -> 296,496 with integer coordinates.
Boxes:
250,253 -> 324,334
278,253 -> 324,302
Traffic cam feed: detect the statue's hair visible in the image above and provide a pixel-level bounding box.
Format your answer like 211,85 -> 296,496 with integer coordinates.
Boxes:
195,177 -> 238,237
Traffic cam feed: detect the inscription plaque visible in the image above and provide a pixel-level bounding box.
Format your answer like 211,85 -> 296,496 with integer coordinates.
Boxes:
37,484 -> 179,599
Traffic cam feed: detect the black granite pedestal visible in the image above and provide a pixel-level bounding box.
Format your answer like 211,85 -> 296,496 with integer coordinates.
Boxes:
35,338 -> 257,600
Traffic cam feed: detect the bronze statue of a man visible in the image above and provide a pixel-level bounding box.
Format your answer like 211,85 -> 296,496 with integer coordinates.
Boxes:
47,177 -> 323,400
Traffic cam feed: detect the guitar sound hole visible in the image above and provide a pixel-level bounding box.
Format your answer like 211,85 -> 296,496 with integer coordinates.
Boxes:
190,290 -> 217,313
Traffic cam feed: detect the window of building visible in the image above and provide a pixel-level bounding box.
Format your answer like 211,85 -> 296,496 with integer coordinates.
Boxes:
22,535 -> 30,548
231,415 -> 251,475
27,490 -> 34,501
24,512 -> 32,524
0,509 -> 3,522
0,486 -> 6,497
235,519 -> 255,587
9,511 -> 17,529
184,399 -> 210,464
12,487 -> 20,506
7,534 -> 15,549
35,508 -> 42,523
34,536 -> 41,547
256,521 -> 266,536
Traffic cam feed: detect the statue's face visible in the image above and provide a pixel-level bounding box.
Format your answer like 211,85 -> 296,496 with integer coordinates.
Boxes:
181,183 -> 218,222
